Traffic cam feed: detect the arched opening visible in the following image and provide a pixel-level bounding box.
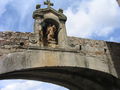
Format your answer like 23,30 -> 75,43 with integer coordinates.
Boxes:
42,18 -> 60,46
0,79 -> 68,90
0,67 -> 120,90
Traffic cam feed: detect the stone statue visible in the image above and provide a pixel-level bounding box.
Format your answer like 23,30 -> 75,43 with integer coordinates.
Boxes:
46,24 -> 56,43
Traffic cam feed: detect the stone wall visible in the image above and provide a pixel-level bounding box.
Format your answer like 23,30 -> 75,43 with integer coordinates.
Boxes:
0,32 -> 33,56
0,31 -> 120,78
0,32 -> 33,48
68,37 -> 120,78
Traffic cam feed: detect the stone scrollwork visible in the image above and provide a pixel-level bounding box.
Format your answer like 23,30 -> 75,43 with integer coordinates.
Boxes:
29,34 -> 38,45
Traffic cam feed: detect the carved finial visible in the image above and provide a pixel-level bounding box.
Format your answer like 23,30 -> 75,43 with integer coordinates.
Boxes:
36,4 -> 41,9
58,9 -> 63,13
44,0 -> 54,8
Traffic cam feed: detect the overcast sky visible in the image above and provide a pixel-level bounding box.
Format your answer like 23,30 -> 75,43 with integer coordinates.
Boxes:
0,0 -> 120,90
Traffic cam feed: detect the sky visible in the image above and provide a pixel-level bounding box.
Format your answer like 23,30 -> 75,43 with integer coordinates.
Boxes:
0,0 -> 120,90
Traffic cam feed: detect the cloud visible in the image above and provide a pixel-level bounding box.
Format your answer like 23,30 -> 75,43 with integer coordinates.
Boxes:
109,36 -> 120,42
0,80 -> 68,90
0,0 -> 38,32
0,0 -> 120,42
0,0 -> 12,17
1,80 -> 41,90
65,0 -> 120,40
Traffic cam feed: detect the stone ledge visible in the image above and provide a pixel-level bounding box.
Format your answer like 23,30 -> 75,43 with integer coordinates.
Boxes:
26,46 -> 80,53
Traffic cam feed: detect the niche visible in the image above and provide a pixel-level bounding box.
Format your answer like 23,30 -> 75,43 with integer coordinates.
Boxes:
42,19 -> 60,46
104,48 -> 107,53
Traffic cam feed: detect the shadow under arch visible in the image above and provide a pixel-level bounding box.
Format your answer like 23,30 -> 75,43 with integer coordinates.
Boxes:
0,67 -> 120,90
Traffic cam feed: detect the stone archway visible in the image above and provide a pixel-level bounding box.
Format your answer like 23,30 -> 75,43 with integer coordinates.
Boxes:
0,67 -> 120,90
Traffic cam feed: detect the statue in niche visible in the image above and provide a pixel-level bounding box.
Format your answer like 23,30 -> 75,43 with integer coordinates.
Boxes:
46,24 -> 57,44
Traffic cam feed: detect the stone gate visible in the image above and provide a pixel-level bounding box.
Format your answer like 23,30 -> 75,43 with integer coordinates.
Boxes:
0,0 -> 120,90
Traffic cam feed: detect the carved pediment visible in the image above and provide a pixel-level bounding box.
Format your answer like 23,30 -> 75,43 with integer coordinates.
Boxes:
33,7 -> 67,21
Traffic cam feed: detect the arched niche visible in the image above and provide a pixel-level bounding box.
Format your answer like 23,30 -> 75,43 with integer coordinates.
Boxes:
42,18 -> 60,46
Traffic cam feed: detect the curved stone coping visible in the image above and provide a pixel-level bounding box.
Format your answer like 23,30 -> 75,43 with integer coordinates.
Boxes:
0,50 -> 116,77
27,46 -> 80,53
